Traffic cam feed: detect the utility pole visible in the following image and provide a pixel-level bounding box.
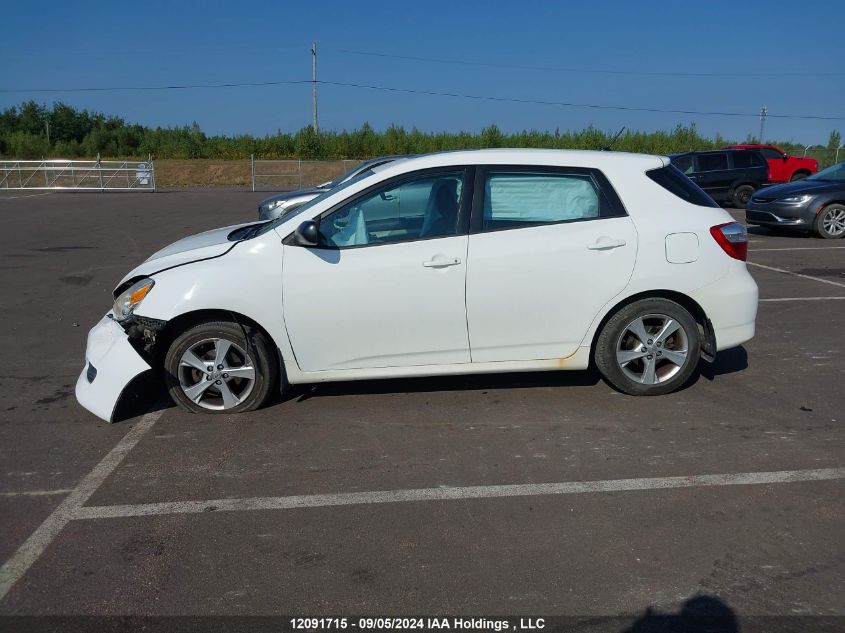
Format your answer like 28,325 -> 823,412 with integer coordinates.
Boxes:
45,120 -> 50,145
311,41 -> 318,133
758,106 -> 767,142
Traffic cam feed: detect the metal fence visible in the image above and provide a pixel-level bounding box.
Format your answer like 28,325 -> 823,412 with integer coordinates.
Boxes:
250,156 -> 359,191
797,145 -> 844,168
0,154 -> 155,191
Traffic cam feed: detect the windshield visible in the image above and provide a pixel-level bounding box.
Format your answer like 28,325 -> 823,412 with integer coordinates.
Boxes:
807,162 -> 845,182
254,169 -> 375,236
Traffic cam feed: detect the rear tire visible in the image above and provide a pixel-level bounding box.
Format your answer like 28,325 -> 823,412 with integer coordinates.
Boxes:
164,319 -> 278,414
790,171 -> 810,181
732,184 -> 755,209
813,204 -> 845,239
595,299 -> 701,396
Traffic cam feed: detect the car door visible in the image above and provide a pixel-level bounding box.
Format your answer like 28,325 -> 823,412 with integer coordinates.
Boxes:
282,168 -> 473,372
693,152 -> 732,200
465,166 -> 637,362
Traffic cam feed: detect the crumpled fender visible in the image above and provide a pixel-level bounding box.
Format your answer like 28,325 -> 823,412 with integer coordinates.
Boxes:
75,315 -> 151,422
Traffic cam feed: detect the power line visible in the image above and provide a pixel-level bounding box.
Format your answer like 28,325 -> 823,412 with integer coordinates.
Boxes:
2,78 -> 842,121
331,47 -> 845,78
319,80 -> 845,121
0,80 -> 311,94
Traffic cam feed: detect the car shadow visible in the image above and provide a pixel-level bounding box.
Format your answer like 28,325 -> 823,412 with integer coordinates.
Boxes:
747,225 -> 812,239
616,594 -> 739,632
113,349 -> 749,416
281,368 -> 602,403
699,346 -> 748,382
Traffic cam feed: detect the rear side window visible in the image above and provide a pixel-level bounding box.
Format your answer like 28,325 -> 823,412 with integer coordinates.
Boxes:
647,165 -> 719,208
732,151 -> 765,168
697,153 -> 729,172
482,172 -> 599,230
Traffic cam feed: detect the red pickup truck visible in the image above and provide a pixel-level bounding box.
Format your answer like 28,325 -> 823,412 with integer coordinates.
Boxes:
723,144 -> 819,182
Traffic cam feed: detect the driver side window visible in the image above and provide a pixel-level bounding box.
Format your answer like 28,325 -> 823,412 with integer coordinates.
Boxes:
318,171 -> 464,248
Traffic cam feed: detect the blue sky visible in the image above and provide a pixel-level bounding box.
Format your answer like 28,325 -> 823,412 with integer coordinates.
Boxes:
2,0 -> 843,144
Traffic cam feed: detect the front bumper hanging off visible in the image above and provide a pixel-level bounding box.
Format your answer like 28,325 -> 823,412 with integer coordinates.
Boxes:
75,314 -> 151,422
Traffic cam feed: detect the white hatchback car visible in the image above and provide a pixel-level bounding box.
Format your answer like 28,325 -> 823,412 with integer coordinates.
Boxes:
76,149 -> 758,421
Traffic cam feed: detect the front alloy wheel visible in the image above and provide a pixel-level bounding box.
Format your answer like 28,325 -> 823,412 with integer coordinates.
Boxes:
164,319 -> 278,414
815,204 -> 845,239
178,338 -> 256,410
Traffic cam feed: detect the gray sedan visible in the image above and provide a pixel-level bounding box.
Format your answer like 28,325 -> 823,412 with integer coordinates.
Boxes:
746,162 -> 845,238
258,155 -> 413,220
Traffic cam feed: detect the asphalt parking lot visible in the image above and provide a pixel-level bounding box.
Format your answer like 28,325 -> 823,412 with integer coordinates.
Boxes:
0,189 -> 843,626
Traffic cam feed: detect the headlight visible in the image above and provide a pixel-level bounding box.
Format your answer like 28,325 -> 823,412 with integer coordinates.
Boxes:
779,194 -> 812,204
112,278 -> 155,321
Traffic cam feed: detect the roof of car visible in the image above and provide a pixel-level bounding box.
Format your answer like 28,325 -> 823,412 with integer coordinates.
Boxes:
384,148 -> 667,171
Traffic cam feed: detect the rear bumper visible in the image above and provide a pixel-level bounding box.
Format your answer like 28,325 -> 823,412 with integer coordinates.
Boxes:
75,315 -> 151,422
690,263 -> 758,352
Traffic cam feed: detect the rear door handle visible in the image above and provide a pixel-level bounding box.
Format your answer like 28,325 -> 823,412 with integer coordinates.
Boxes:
423,257 -> 462,268
587,237 -> 627,251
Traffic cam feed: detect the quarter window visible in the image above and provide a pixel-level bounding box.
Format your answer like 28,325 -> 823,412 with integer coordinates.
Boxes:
318,172 -> 464,247
671,154 -> 694,174
760,148 -> 784,160
482,172 -> 600,230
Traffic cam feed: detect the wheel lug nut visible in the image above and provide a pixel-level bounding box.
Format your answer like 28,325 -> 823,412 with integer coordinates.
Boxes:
223,373 -> 228,378
656,342 -> 662,347
647,354 -> 653,360
640,346 -> 647,352
657,351 -> 662,356
207,366 -> 213,372
647,339 -> 653,345
215,379 -> 222,385
217,364 -> 224,370
206,374 -> 211,380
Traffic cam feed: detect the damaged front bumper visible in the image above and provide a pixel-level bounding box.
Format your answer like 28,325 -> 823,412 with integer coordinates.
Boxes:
75,314 -> 152,422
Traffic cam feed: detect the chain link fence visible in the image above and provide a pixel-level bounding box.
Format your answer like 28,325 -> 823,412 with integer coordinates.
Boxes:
251,157 -> 359,192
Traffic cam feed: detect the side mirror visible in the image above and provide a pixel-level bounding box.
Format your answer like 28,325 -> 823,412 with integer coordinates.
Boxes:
783,155 -> 789,161
293,220 -> 320,247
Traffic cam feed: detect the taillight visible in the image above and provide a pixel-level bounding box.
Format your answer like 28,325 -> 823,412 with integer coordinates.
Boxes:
710,222 -> 748,261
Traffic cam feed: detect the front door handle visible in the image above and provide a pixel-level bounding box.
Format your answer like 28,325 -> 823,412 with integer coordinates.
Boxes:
587,237 -> 627,251
423,257 -> 462,268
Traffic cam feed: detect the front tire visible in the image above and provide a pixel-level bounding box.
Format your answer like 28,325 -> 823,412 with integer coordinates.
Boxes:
164,319 -> 278,414
813,204 -> 845,239
595,299 -> 701,396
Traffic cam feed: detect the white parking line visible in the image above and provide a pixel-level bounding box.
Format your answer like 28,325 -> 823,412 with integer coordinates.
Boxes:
752,246 -> 845,252
747,261 -> 845,288
760,296 -> 845,302
0,410 -> 162,602
0,489 -> 73,498
0,192 -> 55,201
75,467 -> 845,520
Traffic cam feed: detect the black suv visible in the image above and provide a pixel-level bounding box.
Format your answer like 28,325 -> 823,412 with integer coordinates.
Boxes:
668,150 -> 769,208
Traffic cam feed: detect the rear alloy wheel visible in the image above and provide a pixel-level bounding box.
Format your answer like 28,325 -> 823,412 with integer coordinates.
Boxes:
732,185 -> 755,209
164,319 -> 277,414
814,204 -> 845,239
595,299 -> 701,396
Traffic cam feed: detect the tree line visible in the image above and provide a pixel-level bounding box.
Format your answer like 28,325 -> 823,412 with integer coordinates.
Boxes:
1,101 -> 840,162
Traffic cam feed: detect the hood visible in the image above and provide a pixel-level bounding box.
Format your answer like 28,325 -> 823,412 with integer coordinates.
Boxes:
259,187 -> 328,207
118,222 -> 257,285
755,179 -> 844,199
